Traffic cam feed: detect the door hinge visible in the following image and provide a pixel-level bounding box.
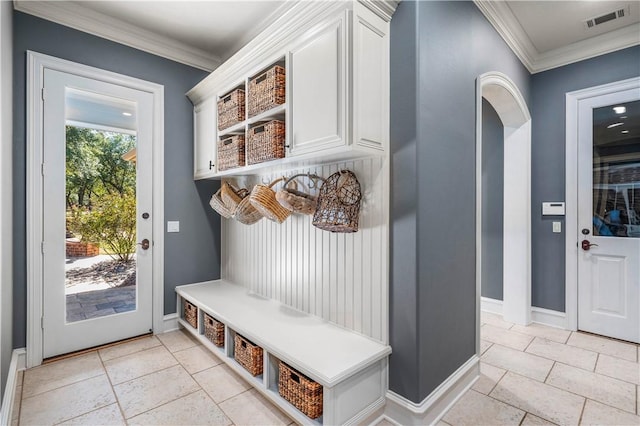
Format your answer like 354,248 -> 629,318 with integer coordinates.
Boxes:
41,88 -> 46,101
41,163 -> 45,176
41,241 -> 45,254
41,316 -> 44,330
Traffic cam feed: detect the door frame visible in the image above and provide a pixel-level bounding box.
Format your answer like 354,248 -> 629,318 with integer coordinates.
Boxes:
476,71 -> 532,353
565,76 -> 640,332
26,51 -> 165,367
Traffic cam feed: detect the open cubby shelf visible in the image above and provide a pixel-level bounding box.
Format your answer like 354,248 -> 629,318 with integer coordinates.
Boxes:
176,280 -> 390,425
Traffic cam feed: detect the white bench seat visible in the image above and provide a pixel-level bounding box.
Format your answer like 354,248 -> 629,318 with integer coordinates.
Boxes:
175,280 -> 391,425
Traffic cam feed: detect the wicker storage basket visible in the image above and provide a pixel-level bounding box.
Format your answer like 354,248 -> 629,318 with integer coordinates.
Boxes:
183,299 -> 198,329
250,178 -> 291,223
247,120 -> 285,165
234,334 -> 263,376
203,313 -> 225,347
248,65 -> 285,117
217,89 -> 245,130
312,170 -> 362,233
276,173 -> 324,215
278,361 -> 323,419
217,135 -> 245,171
209,188 -> 233,218
234,195 -> 263,225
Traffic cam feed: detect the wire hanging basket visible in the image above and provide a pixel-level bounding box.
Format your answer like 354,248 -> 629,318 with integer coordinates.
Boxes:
312,170 -> 362,233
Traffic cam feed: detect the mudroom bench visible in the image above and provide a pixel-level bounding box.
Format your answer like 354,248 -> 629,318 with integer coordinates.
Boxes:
175,280 -> 391,425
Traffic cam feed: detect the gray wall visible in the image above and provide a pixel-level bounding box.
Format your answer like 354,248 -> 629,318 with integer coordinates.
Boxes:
1,0 -> 13,400
531,45 -> 640,312
390,0 -> 530,402
13,11 -> 220,348
481,99 -> 504,300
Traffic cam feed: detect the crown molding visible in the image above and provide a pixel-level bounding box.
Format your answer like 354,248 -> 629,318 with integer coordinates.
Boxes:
13,0 -> 221,72
358,0 -> 400,22
221,0 -> 299,62
473,0 -> 537,72
474,0 -> 640,74
534,23 -> 640,73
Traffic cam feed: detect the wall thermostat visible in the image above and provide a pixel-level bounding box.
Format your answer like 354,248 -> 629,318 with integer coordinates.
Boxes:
542,202 -> 565,216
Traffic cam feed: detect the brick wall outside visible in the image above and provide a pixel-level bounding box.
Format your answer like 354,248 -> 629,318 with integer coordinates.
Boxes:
66,240 -> 100,257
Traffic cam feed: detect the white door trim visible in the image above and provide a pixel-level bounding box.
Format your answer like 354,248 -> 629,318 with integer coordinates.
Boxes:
26,51 -> 165,367
476,71 -> 532,354
565,76 -> 640,332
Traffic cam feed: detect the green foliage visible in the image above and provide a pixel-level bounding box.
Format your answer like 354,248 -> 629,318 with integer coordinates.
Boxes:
65,126 -> 136,208
68,191 -> 137,263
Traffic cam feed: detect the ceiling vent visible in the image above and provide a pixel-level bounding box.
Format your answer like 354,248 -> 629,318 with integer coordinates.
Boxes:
584,6 -> 630,29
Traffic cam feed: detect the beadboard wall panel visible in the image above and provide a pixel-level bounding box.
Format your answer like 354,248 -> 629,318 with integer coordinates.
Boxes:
221,157 -> 388,344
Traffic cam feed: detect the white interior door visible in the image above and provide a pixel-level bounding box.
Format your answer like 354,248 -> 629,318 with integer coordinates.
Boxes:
42,68 -> 154,357
577,87 -> 640,344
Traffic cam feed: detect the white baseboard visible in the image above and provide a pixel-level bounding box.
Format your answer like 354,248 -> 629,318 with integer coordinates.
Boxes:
162,313 -> 179,333
384,355 -> 479,425
531,306 -> 567,329
481,298 -> 568,330
1,348 -> 26,426
480,297 -> 503,315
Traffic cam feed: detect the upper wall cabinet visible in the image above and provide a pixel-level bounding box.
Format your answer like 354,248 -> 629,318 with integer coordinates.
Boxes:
194,96 -> 217,177
187,1 -> 396,179
288,14 -> 346,156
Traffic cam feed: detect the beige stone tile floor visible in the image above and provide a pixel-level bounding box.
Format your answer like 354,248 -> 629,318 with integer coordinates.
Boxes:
14,314 -> 640,425
442,312 -> 640,426
15,331 -> 295,426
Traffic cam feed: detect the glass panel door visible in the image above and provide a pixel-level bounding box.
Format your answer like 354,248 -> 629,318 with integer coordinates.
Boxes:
592,100 -> 640,238
65,124 -> 138,323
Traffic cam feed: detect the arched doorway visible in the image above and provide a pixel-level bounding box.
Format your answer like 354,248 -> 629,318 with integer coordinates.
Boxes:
476,72 -> 532,344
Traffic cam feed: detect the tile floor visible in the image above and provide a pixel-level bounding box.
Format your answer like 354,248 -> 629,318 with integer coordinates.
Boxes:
13,314 -> 640,425
442,312 -> 640,426
14,330 -> 294,426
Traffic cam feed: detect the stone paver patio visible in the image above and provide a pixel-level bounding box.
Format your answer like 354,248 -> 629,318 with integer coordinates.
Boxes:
65,286 -> 136,322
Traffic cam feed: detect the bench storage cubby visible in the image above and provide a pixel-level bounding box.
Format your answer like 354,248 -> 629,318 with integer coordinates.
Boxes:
176,280 -> 391,425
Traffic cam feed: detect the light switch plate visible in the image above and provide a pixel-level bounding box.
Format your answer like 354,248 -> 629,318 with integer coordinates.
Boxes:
552,221 -> 561,233
167,221 -> 180,233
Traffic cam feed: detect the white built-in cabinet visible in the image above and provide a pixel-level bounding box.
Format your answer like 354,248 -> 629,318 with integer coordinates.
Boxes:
188,2 -> 391,179
288,13 -> 346,155
185,1 -> 396,424
193,96 -> 217,176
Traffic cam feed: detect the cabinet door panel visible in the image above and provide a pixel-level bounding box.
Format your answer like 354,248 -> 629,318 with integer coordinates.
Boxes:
289,16 -> 346,155
354,11 -> 387,151
194,97 -> 216,178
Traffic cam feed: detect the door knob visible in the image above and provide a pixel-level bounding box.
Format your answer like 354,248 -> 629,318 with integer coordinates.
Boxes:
581,239 -> 598,251
138,239 -> 150,250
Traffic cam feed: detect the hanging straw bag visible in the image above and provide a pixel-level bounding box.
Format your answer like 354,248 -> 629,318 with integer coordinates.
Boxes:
209,188 -> 233,218
275,173 -> 324,215
312,170 -> 362,233
249,177 -> 291,223
221,181 -> 249,213
234,193 -> 263,225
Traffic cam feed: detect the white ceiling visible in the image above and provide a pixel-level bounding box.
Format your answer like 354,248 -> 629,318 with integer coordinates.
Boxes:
507,1 -> 639,53
76,1 -> 289,62
14,1 -> 640,73
477,1 -> 640,73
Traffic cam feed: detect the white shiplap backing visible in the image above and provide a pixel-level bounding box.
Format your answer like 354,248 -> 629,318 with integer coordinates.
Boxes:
221,157 -> 388,344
